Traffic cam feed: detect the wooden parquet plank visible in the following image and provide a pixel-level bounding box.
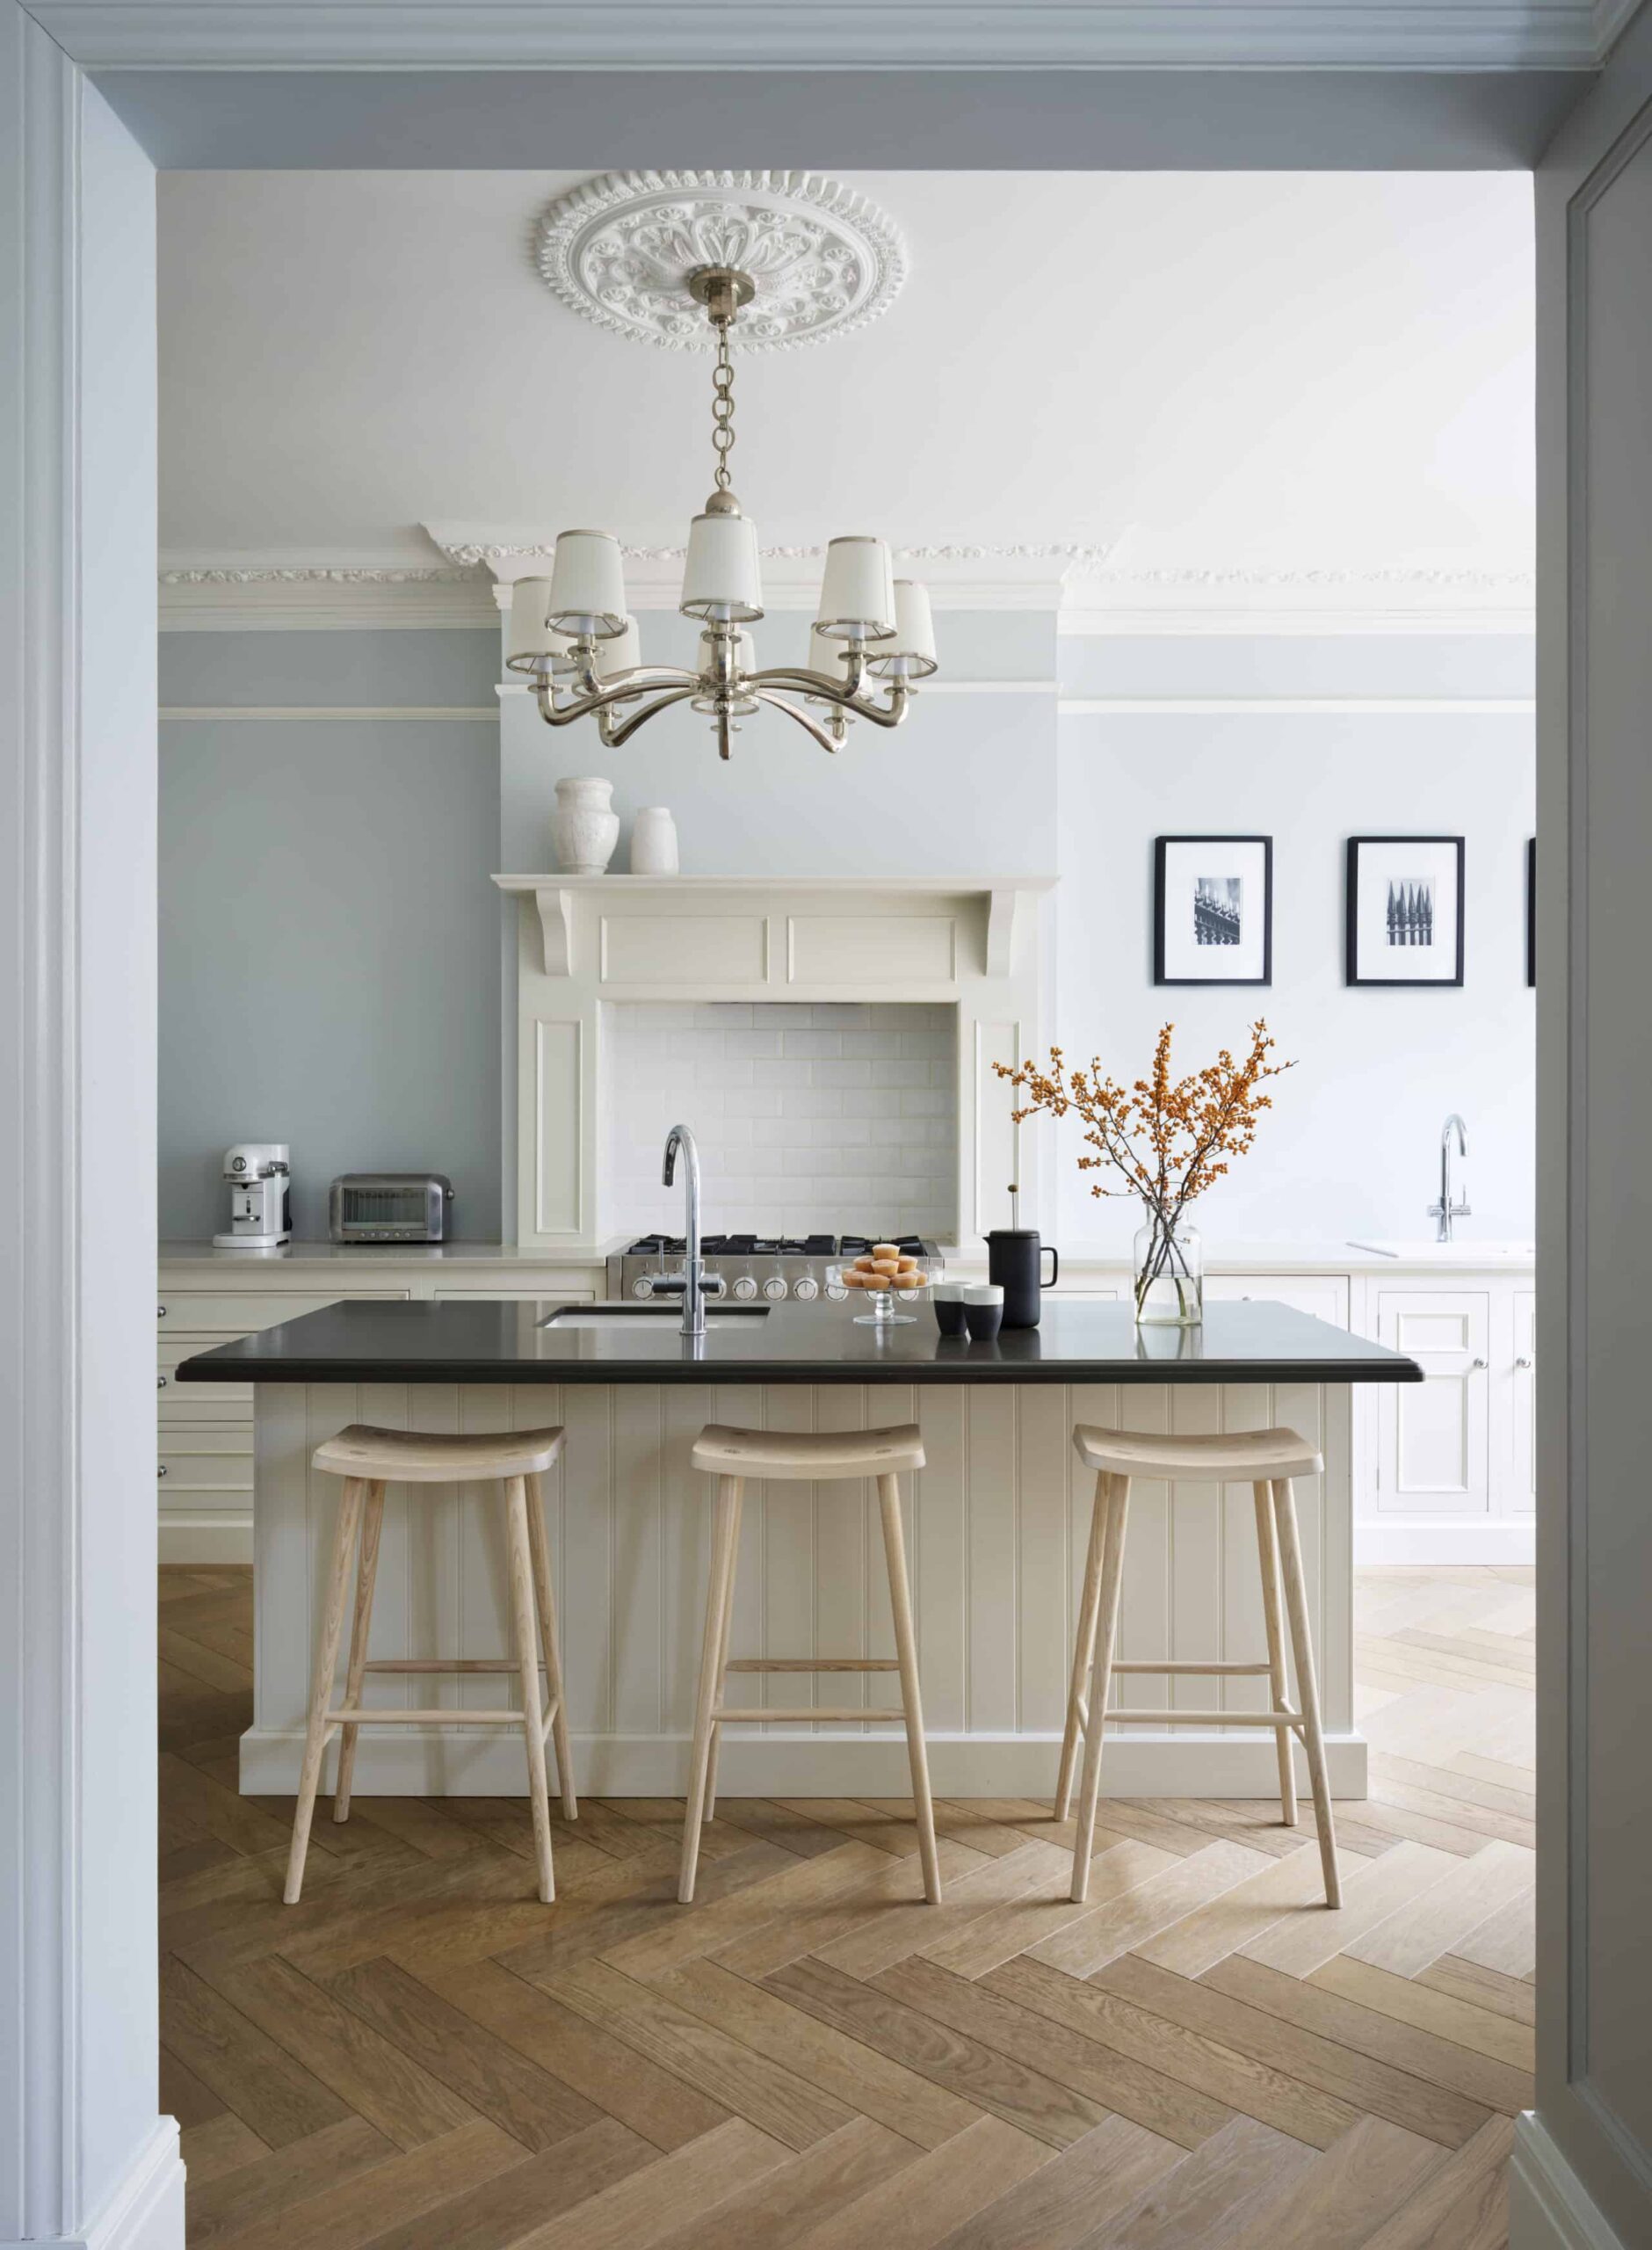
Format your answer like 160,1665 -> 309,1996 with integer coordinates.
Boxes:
709,1837 -> 986,1979
412,1956 -> 732,2152
491,1839 -> 799,1984
1206,1957 -> 1532,2115
1081,1954 -> 1491,2151
160,1956 -> 352,2148
1359,2116 -> 1516,2250
917,1838 -> 1177,1983
1344,1840 -> 1534,1978
1452,1888 -> 1537,1980
353,2116 -> 649,2250
1418,1956 -> 1536,2027
209,1955 -> 482,2149
763,1956 -> 1112,2149
344,1796 -> 491,1863
539,1956 -> 861,2150
323,1956 -> 601,2150
206,2119 -> 525,2250
930,2113 -> 1185,2250
600,1839 -> 894,1979
158,2044 -> 228,2130
811,1838 -> 1073,1980
876,1956 -> 1247,2150
1084,2114 -> 1319,2249
654,2116 -> 919,2250
183,2118 -> 395,2250
1239,1840 -> 1460,1978
177,2110 -> 270,2185
1309,1956 -> 1535,2073
1027,1840 -> 1273,1978
786,2114 -> 1054,2250
1132,1845 -> 1365,1978
652,1957 -> 984,2150
1225,2113 -> 1446,2250
507,2116 -> 793,2250
712,1797 -> 871,1860
159,1749 -> 296,1860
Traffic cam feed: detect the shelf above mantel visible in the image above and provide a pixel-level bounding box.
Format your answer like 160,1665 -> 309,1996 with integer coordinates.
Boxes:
491,874 -> 1057,980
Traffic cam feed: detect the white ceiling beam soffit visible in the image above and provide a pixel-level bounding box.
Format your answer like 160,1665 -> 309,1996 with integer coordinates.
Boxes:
19,2 -> 1619,72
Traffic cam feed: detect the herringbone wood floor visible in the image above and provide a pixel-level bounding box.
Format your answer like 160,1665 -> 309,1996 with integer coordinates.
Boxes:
158,1564 -> 1535,2249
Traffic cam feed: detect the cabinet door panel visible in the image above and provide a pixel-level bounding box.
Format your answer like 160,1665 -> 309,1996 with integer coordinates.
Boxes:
1203,1274 -> 1351,1327
1376,1288 -> 1490,1513
1510,1288 -> 1536,1514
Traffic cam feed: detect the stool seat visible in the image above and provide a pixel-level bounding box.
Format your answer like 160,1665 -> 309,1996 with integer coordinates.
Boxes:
313,1422 -> 568,1483
1071,1424 -> 1322,1483
692,1422 -> 925,1479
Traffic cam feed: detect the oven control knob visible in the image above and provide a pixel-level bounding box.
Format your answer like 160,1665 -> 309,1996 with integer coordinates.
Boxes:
632,1276 -> 654,1299
793,1276 -> 819,1301
732,1275 -> 758,1301
763,1275 -> 788,1301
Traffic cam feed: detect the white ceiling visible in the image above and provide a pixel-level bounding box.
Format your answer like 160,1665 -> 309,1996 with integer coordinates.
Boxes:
158,169 -> 1534,579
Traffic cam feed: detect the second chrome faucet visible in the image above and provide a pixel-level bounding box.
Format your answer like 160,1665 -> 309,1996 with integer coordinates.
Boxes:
1429,1114 -> 1471,1243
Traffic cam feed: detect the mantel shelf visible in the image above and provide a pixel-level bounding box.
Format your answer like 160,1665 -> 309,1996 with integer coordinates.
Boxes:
491,874 -> 1058,979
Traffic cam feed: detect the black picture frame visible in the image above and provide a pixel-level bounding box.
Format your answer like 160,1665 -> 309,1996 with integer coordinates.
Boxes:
1344,836 -> 1466,987
1526,837 -> 1536,988
1154,835 -> 1273,987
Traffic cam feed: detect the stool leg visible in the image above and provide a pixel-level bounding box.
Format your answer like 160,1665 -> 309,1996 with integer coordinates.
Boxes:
1271,1478 -> 1341,1908
702,1476 -> 744,1822
285,1476 -> 366,1905
505,1476 -> 556,1904
1252,1479 -> 1298,1828
1071,1474 -> 1130,1904
878,1473 -> 941,1905
1055,1470 -> 1111,1822
525,1470 -> 577,1822
332,1479 -> 385,1825
679,1475 -> 742,1904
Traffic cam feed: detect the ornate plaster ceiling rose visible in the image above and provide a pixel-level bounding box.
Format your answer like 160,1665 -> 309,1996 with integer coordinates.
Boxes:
534,170 -> 907,352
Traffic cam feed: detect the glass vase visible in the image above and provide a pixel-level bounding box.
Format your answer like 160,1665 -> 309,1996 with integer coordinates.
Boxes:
1132,1204 -> 1203,1326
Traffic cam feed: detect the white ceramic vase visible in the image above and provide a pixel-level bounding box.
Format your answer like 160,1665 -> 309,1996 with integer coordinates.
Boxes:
629,805 -> 679,876
551,776 -> 620,876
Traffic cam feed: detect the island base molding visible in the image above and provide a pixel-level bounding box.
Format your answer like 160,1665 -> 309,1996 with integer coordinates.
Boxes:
237,1724 -> 1366,1800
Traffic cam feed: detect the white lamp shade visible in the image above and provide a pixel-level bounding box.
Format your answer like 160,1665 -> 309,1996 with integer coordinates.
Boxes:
815,535 -> 895,640
698,628 -> 755,671
681,512 -> 764,622
547,530 -> 627,636
867,579 -> 938,679
505,577 -> 576,675
808,623 -> 851,679
594,617 -> 641,679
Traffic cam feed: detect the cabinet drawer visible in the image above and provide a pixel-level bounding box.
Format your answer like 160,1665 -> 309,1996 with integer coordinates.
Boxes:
158,1446 -> 253,1492
156,1288 -> 407,1330
158,1334 -> 252,1412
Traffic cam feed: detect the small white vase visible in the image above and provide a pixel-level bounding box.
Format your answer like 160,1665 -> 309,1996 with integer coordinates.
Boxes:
630,805 -> 679,876
551,776 -> 620,876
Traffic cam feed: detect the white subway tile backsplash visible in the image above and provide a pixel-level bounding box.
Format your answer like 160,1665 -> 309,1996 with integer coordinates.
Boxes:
606,999 -> 956,1236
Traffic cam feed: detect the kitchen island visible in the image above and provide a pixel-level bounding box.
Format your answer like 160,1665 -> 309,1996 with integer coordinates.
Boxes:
181,1298 -> 1419,1803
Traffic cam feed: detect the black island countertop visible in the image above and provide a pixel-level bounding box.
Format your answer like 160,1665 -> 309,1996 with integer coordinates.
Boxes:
178,1296 -> 1423,1390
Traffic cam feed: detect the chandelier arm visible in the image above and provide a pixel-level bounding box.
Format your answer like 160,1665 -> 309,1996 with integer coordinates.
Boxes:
534,671 -> 699,728
599,684 -> 706,748
750,671 -> 912,730
750,689 -> 844,756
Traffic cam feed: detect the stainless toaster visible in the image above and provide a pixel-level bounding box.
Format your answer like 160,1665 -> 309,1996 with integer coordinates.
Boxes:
329,1172 -> 454,1244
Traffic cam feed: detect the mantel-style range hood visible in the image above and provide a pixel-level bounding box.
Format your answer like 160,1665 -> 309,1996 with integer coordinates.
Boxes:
492,873 -> 1055,1254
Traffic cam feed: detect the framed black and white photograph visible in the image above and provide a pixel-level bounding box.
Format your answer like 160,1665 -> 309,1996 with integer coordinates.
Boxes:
1345,835 -> 1465,987
1154,835 -> 1272,986
1526,837 -> 1536,988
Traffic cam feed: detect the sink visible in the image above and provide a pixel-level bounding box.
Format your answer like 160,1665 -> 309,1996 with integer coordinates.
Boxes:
1348,1240 -> 1535,1263
540,1303 -> 771,1330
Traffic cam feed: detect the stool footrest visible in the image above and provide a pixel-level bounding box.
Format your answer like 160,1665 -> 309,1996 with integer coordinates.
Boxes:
724,1657 -> 901,1673
328,1705 -> 532,1726
1099,1707 -> 1304,1730
712,1704 -> 909,1725
1106,1660 -> 1274,1677
363,1658 -> 541,1674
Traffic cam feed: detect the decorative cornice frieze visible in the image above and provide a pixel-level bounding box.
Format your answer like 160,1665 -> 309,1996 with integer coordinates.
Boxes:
159,564 -> 482,587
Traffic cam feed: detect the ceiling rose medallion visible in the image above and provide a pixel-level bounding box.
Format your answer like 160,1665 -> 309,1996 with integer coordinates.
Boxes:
533,169 -> 907,352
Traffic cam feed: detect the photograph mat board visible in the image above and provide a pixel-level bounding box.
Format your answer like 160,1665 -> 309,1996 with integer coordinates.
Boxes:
1156,837 -> 1272,984
1347,837 -> 1464,985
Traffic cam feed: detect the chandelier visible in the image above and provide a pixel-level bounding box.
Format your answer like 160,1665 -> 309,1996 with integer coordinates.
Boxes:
505,265 -> 937,760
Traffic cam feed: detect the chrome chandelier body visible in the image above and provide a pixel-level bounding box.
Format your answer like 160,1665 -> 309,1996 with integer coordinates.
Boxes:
506,265 -> 937,761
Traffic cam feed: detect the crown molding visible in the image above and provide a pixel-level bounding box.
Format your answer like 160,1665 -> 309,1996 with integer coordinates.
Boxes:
21,2 -> 1608,71
159,560 -> 496,631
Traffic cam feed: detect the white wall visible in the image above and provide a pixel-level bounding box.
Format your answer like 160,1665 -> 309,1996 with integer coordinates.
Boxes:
1052,633 -> 1536,1255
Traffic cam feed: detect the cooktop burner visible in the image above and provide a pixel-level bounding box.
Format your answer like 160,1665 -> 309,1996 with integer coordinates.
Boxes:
624,1231 -> 927,1259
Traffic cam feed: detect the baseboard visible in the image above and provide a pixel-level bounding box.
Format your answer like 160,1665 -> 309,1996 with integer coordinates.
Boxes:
0,2116 -> 187,2250
1355,1519 -> 1535,1564
1511,2114 -> 1634,2250
158,1511 -> 251,1564
237,1724 -> 1366,1800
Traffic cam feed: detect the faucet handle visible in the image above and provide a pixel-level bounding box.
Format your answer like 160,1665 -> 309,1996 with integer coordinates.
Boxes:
645,1272 -> 686,1296
700,1273 -> 727,1297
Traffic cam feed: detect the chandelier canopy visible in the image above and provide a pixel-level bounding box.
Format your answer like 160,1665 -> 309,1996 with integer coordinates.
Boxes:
507,264 -> 936,760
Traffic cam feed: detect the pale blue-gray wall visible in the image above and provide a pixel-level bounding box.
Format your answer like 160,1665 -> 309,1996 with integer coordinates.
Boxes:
158,629 -> 503,1238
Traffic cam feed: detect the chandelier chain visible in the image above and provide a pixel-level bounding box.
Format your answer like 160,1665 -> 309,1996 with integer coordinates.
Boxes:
711,322 -> 736,491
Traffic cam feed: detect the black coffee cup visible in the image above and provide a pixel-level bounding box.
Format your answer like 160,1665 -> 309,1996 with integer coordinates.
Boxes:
932,1286 -> 967,1338
986,1230 -> 1060,1328
963,1289 -> 1004,1343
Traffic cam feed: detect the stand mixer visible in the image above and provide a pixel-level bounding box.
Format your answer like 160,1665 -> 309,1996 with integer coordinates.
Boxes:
213,1143 -> 293,1249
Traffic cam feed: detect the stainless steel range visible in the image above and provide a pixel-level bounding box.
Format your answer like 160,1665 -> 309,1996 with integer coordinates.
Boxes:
609,1232 -> 945,1306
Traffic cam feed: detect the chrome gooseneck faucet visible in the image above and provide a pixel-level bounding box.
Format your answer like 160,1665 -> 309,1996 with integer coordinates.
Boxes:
1429,1114 -> 1471,1243
647,1123 -> 726,1337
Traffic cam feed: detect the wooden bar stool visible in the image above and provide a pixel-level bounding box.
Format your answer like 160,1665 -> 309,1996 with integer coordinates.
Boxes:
285,1422 -> 576,1905
1056,1425 -> 1340,1909
679,1421 -> 941,1907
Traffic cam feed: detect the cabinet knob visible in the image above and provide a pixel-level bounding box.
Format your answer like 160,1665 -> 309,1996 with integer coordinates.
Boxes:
157,1304 -> 167,1319
1516,1354 -> 1533,1368
156,1375 -> 167,1390
157,1464 -> 167,1478
1471,1355 -> 1488,1369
